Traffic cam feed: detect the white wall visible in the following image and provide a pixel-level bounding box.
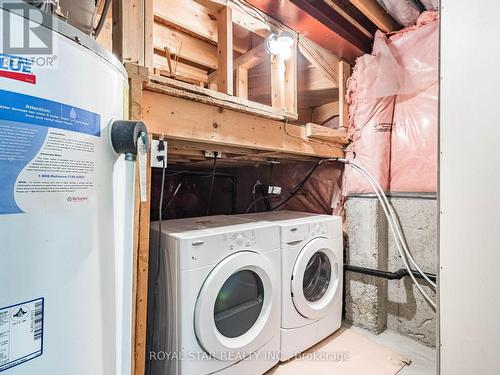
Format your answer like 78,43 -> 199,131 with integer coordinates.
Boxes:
440,1 -> 500,373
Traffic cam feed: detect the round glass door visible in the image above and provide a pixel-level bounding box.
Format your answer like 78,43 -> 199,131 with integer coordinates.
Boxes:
194,251 -> 278,361
303,252 -> 331,303
214,270 -> 264,338
291,238 -> 340,320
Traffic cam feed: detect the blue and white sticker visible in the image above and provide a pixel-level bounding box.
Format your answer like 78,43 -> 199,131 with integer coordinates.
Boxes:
0,90 -> 101,215
0,298 -> 44,372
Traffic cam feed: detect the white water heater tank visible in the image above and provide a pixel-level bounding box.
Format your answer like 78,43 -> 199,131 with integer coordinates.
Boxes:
0,2 -> 145,375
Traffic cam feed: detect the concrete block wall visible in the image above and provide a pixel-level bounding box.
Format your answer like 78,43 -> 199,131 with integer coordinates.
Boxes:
344,196 -> 437,347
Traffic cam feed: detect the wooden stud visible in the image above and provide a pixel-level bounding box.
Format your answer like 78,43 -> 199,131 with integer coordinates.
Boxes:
217,6 -> 233,95
144,0 -> 154,68
112,0 -> 145,64
306,123 -> 348,144
271,55 -> 286,110
235,67 -> 248,100
349,0 -> 400,33
338,60 -> 351,129
284,38 -> 298,113
124,63 -> 151,375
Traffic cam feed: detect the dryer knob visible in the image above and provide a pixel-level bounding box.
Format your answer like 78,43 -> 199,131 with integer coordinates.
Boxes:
235,234 -> 245,245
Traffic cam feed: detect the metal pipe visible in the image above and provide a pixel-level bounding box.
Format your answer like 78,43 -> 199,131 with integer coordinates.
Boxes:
344,264 -> 437,283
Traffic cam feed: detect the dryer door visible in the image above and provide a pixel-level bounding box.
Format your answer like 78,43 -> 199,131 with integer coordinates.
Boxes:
194,251 -> 278,361
291,238 -> 340,320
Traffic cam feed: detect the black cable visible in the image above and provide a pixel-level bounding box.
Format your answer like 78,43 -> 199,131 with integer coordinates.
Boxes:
245,161 -> 322,213
148,156 -> 166,375
94,0 -> 111,37
206,153 -> 218,215
270,161 -> 322,211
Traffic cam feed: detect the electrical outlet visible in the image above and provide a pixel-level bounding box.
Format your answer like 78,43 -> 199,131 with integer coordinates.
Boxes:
151,139 -> 167,168
268,186 -> 282,195
204,151 -> 222,158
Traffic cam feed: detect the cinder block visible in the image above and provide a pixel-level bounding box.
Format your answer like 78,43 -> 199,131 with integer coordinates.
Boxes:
345,198 -> 388,333
345,196 -> 437,346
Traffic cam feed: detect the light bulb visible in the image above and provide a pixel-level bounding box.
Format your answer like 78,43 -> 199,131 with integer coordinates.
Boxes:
278,45 -> 292,60
265,32 -> 294,60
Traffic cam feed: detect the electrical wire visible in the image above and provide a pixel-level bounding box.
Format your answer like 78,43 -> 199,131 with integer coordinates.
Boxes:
271,161 -> 322,211
327,158 -> 437,309
344,160 -> 437,289
94,0 -> 111,37
206,153 -> 218,215
245,161 -> 322,213
233,0 -> 271,30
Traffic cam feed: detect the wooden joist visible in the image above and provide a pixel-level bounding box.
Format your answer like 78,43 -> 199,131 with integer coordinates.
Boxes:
306,122 -> 348,144
141,88 -> 344,158
349,0 -> 400,33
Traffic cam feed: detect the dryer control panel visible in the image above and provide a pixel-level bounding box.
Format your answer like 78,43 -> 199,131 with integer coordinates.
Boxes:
225,231 -> 257,250
311,223 -> 329,237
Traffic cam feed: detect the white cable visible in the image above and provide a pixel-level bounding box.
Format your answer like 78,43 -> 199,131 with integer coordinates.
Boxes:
343,160 -> 437,289
347,163 -> 436,309
328,158 -> 436,309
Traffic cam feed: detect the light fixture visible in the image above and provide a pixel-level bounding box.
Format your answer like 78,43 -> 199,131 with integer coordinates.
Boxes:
265,31 -> 294,60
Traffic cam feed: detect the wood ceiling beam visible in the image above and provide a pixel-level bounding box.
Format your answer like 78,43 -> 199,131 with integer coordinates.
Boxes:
291,0 -> 373,53
142,89 -> 344,158
349,0 -> 400,33
298,35 -> 340,86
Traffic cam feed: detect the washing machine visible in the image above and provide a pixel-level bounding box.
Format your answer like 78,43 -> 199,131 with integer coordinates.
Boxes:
147,215 -> 281,375
237,211 -> 343,361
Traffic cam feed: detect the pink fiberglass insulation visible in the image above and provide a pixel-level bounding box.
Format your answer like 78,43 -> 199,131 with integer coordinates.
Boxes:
390,12 -> 438,192
345,11 -> 438,194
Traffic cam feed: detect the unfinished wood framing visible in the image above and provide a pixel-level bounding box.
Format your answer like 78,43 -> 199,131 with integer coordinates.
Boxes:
349,0 -> 400,33
216,6 -> 233,95
125,63 -> 152,375
338,60 -> 351,129
306,122 -> 348,144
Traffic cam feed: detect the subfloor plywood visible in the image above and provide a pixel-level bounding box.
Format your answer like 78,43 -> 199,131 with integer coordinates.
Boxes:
266,327 -> 409,375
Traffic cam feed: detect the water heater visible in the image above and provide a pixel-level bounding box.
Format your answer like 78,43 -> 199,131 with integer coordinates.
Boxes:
0,2 -> 146,374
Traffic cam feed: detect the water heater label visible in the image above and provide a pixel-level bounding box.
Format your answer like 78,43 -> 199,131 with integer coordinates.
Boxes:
0,298 -> 44,372
0,90 -> 101,215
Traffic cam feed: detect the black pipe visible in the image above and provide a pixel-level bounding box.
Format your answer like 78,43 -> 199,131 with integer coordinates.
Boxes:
344,264 -> 437,283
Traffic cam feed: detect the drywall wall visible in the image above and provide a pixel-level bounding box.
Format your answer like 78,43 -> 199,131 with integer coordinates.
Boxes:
345,196 -> 437,346
440,1 -> 500,373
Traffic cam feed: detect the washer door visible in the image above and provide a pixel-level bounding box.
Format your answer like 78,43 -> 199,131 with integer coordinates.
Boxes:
194,251 -> 276,361
291,238 -> 340,320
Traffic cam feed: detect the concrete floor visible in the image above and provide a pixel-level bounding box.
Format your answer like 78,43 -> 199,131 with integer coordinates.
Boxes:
346,324 -> 437,375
